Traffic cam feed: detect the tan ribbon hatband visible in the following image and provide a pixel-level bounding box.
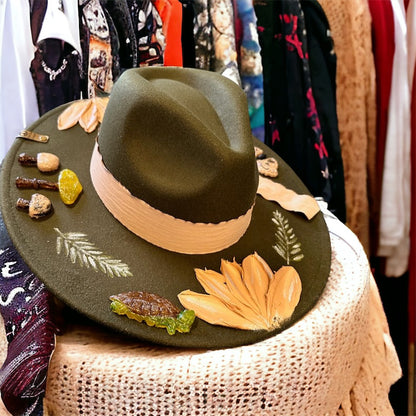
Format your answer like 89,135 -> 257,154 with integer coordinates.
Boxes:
90,143 -> 254,254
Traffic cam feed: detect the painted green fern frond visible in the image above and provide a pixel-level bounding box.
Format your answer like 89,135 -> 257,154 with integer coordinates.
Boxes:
271,210 -> 304,265
54,228 -> 133,278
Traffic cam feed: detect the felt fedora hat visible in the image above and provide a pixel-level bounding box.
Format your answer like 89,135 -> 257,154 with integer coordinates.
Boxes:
0,67 -> 330,349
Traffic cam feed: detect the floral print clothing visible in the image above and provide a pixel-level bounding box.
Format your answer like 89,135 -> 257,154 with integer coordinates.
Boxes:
127,0 -> 166,67
236,0 -> 265,141
210,0 -> 241,85
255,0 -> 346,221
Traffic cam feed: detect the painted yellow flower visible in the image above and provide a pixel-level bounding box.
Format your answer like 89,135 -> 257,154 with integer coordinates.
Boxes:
57,96 -> 109,133
178,252 -> 302,331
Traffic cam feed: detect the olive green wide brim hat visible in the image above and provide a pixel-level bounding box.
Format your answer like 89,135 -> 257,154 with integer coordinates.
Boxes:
0,67 -> 330,349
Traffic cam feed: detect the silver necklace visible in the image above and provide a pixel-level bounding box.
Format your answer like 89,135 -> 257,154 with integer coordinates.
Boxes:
41,58 -> 68,81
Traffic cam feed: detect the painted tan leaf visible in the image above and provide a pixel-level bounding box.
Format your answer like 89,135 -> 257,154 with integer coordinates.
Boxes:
252,252 -> 274,280
266,266 -> 302,326
194,269 -> 269,328
178,254 -> 302,331
257,176 -> 320,220
178,290 -> 260,330
94,96 -> 109,121
195,268 -> 233,303
241,254 -> 270,318
57,97 -> 109,133
79,101 -> 99,133
220,259 -> 259,313
58,100 -> 92,130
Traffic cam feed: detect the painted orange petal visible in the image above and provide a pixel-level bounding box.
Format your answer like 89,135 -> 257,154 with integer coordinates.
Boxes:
178,290 -> 261,330
220,259 -> 260,313
194,269 -> 268,328
231,258 -> 243,274
266,266 -> 302,327
93,96 -> 109,122
79,101 -> 99,133
195,268 -> 231,299
195,268 -> 225,284
57,100 -> 92,130
253,252 -> 274,280
242,254 -> 270,318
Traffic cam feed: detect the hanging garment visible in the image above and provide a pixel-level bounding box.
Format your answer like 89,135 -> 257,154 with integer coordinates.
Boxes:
30,0 -> 82,114
153,0 -> 183,66
255,0 -> 346,220
102,5 -> 122,84
378,0 -> 412,277
101,0 -> 139,71
0,252 -> 57,416
0,216 -> 57,416
30,0 -> 48,45
301,0 -> 346,223
408,0 -> 416,85
0,0 -> 40,161
37,0 -> 81,51
181,0 -> 197,67
210,0 -> 241,85
79,0 -> 115,97
318,0 -> 376,255
193,0 -> 215,70
127,0 -> 166,66
236,0 -> 265,142
368,0 -> 395,253
30,40 -> 82,114
408,0 -> 416,385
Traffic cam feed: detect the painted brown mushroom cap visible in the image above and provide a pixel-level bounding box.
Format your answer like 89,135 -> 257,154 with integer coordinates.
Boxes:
16,193 -> 53,219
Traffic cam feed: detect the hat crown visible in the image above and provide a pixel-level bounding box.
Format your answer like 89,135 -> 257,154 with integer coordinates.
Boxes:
97,67 -> 258,224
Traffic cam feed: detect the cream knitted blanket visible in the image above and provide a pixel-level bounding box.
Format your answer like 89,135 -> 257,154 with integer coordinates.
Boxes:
0,206 -> 400,415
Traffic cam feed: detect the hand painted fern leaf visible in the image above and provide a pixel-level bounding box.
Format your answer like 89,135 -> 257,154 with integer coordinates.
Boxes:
54,228 -> 132,278
271,210 -> 304,265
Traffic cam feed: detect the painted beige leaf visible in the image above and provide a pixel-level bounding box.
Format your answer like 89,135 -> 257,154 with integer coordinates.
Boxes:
242,254 -> 269,318
266,266 -> 302,326
194,269 -> 269,328
79,101 -> 98,133
257,176 -> 320,220
58,100 -> 92,130
94,96 -> 109,121
253,252 -> 274,280
272,209 -> 305,265
220,259 -> 259,313
178,254 -> 302,331
195,268 -> 233,303
178,290 -> 260,330
54,228 -> 132,278
57,97 -> 109,133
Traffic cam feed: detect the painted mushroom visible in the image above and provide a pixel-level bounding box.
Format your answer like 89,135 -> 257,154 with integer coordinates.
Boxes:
18,152 -> 60,172
16,193 -> 53,219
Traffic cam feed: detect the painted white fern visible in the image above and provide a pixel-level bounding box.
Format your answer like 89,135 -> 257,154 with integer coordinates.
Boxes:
272,210 -> 304,265
54,228 -> 133,278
